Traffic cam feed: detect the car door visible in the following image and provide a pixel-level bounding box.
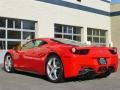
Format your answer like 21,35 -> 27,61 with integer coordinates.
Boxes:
20,39 -> 47,73
26,40 -> 48,73
19,40 -> 35,71
29,40 -> 49,73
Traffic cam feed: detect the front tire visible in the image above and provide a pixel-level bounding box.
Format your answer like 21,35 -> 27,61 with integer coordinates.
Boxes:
4,54 -> 14,73
46,55 -> 64,83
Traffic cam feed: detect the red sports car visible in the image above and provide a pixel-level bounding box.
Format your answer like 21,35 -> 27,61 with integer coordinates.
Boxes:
4,38 -> 118,83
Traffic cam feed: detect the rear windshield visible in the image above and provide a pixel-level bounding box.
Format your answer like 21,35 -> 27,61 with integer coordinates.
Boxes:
51,38 -> 89,46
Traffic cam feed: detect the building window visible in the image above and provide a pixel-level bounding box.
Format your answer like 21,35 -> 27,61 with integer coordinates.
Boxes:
87,28 -> 107,46
8,19 -> 14,28
15,20 -> 21,29
0,41 -> 5,49
23,20 -> 35,30
0,17 -> 36,50
8,30 -> 21,39
7,41 -> 21,49
23,32 -> 35,40
0,18 -> 6,27
54,24 -> 81,42
0,30 -> 5,38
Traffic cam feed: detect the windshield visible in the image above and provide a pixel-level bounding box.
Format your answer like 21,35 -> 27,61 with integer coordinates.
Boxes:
52,38 -> 90,46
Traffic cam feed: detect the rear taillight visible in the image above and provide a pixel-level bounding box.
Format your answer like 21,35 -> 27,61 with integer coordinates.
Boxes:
109,47 -> 117,54
71,48 -> 89,55
71,48 -> 77,53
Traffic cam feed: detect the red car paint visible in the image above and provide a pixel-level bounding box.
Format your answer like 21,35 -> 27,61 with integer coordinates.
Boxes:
5,38 -> 118,78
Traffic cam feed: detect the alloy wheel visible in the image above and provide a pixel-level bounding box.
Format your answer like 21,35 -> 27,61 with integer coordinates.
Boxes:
46,55 -> 63,82
4,54 -> 14,73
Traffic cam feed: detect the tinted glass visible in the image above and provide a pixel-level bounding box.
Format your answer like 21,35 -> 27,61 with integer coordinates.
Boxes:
54,24 -> 62,33
93,37 -> 99,43
0,30 -> 5,38
0,18 -> 6,27
93,29 -> 99,36
64,35 -> 72,39
68,26 -> 72,34
73,36 -> 81,41
52,38 -> 88,46
23,20 -> 35,30
8,31 -> 21,39
7,19 -> 14,28
87,28 -> 92,35
7,41 -> 21,49
55,34 -> 62,38
33,40 -> 46,47
23,32 -> 35,40
100,30 -> 106,36
87,37 -> 92,42
0,41 -> 5,49
100,38 -> 106,43
15,20 -> 21,29
21,41 -> 34,50
73,27 -> 81,34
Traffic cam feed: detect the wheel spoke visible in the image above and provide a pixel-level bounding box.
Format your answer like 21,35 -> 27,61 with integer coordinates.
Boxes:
47,63 -> 54,76
53,58 -> 56,67
5,61 -> 9,70
7,57 -> 11,67
48,69 -> 53,76
48,63 -> 53,69
48,68 -> 55,80
8,62 -> 12,68
56,66 -> 60,69
53,70 -> 58,79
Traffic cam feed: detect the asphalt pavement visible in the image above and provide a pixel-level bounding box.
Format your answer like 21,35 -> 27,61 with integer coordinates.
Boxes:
0,65 -> 120,90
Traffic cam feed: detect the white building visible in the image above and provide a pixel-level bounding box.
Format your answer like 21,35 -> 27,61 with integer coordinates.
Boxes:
0,0 -> 111,49
111,3 -> 120,56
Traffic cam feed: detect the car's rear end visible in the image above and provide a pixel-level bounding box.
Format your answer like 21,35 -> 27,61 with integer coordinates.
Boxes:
62,46 -> 118,78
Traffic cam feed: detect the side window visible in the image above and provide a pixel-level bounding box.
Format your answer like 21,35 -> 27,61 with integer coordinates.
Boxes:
21,40 -> 46,50
33,40 -> 46,47
21,41 -> 34,50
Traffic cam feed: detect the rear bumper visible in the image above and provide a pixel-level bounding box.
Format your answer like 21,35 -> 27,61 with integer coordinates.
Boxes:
78,66 -> 115,76
62,55 -> 118,78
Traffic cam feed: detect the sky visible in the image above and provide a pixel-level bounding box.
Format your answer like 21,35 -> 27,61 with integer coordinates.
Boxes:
112,0 -> 120,3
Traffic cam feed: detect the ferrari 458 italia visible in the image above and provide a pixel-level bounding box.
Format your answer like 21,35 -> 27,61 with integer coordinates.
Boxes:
4,38 -> 118,83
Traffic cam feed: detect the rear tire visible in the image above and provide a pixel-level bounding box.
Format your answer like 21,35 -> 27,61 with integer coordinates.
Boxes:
4,54 -> 14,73
46,55 -> 64,83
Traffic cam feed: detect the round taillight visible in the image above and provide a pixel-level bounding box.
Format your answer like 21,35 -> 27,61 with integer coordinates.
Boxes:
71,48 -> 77,53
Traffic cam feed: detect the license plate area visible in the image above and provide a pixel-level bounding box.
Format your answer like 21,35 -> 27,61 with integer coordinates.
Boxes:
98,58 -> 107,65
